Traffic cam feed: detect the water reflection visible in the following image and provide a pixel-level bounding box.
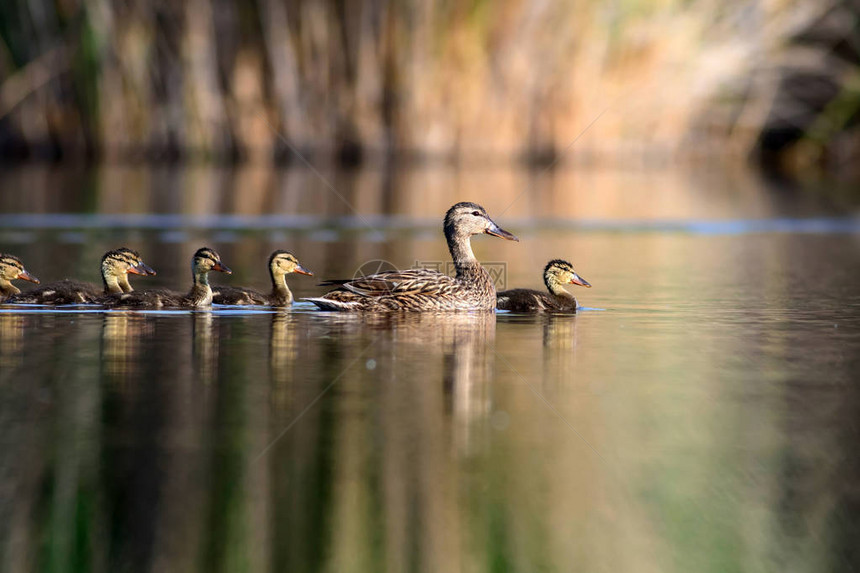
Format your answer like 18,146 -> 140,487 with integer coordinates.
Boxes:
441,313 -> 496,455
284,311 -> 497,572
542,314 -> 581,394
101,313 -> 150,378
193,312 -> 218,385
269,311 -> 299,411
0,224 -> 858,572
0,313 -> 25,369
0,310 -> 510,572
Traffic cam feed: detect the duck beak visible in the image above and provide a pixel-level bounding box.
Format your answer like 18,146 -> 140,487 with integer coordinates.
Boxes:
294,264 -> 314,276
18,269 -> 40,284
485,220 -> 519,242
213,261 -> 232,274
570,272 -> 591,288
129,262 -> 156,276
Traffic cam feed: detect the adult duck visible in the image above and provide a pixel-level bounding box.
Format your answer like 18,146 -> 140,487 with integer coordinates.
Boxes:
497,259 -> 590,313
306,202 -> 518,311
0,254 -> 40,302
6,248 -> 154,305
213,250 -> 312,306
102,247 -> 231,308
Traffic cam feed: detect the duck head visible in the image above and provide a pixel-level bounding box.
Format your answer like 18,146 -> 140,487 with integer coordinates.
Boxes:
443,202 -> 519,242
102,248 -> 157,293
269,250 -> 313,279
117,247 -> 156,277
544,259 -> 591,293
192,247 -> 232,281
0,253 -> 39,292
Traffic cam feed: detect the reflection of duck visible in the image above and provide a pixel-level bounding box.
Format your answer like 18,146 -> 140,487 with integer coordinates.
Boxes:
270,311 -> 299,409
306,202 -> 518,311
192,311 -> 217,384
0,313 -> 25,369
440,313 -> 496,453
542,314 -> 579,350
103,247 -> 231,308
214,251 -> 312,306
497,259 -> 590,313
102,312 -> 151,378
542,313 -> 580,392
7,248 -> 154,305
0,254 -> 40,302
331,312 -> 496,451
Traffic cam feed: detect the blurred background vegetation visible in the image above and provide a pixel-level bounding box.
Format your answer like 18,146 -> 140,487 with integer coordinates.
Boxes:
0,0 -> 858,175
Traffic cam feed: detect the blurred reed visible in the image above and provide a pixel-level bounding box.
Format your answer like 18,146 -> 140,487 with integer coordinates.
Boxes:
0,0 -> 856,171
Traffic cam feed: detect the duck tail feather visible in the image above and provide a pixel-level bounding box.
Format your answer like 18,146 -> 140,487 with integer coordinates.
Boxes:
302,297 -> 358,311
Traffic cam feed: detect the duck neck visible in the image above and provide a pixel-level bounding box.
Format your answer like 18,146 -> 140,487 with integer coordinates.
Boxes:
102,272 -> 124,294
117,273 -> 134,293
270,272 -> 293,305
545,277 -> 576,302
447,232 -> 484,280
0,279 -> 20,298
188,270 -> 213,306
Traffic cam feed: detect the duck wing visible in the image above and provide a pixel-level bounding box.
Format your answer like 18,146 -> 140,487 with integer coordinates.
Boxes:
7,279 -> 100,305
212,286 -> 268,305
307,269 -> 467,311
322,268 -> 458,298
100,288 -> 183,308
496,288 -> 553,312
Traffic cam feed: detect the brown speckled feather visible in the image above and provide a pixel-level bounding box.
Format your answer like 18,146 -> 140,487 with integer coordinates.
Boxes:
313,267 -> 497,311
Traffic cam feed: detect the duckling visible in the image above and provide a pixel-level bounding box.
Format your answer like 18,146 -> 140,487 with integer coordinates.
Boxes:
305,202 -> 518,311
497,259 -> 591,313
6,248 -> 155,305
103,247 -> 231,308
0,254 -> 40,302
213,250 -> 312,306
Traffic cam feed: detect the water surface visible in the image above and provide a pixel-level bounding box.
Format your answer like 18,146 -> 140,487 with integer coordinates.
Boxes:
1,165 -> 860,572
